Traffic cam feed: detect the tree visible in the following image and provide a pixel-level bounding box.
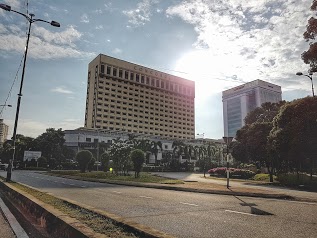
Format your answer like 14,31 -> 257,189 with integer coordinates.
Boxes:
302,1 -> 317,72
194,145 -> 206,174
37,156 -> 47,168
269,97 -> 317,179
244,101 -> 286,125
88,157 -> 96,172
150,141 -> 162,165
36,128 -> 65,163
109,140 -> 132,175
76,150 -> 93,173
130,149 -> 145,178
233,101 -> 287,182
100,152 -> 110,172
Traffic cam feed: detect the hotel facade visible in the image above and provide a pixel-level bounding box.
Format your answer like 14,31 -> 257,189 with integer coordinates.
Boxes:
85,54 -> 195,139
222,79 -> 282,137
0,119 -> 9,147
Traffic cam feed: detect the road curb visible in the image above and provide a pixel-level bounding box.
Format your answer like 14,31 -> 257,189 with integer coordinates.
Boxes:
45,173 -> 307,201
0,180 -> 175,238
0,196 -> 29,238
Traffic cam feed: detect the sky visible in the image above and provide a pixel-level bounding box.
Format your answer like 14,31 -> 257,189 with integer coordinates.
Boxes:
0,0 -> 315,140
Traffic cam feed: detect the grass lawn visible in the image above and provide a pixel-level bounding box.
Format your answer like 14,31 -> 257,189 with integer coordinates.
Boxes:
49,171 -> 184,184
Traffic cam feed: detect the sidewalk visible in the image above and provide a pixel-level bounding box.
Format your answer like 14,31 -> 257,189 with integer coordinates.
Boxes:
0,201 -> 16,238
151,172 -> 317,201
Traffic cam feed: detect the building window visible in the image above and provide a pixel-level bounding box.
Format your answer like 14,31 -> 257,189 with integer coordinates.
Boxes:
136,74 -> 140,82
125,71 -> 129,79
101,64 -> 105,73
86,138 -> 91,142
107,66 -> 111,75
113,68 -> 117,76
130,72 -> 134,80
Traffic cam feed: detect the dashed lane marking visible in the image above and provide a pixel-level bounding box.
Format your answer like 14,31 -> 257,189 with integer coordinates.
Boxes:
139,196 -> 153,199
225,209 -> 257,216
180,202 -> 199,207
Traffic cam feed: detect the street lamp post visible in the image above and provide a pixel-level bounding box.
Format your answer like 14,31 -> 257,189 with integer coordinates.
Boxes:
223,136 -> 233,188
296,72 -> 315,97
0,3 -> 60,181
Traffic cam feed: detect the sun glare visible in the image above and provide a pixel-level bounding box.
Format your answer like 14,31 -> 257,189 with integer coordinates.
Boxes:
175,50 -> 234,98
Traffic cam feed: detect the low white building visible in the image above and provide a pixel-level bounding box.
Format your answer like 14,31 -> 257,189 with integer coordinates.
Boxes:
64,127 -> 226,165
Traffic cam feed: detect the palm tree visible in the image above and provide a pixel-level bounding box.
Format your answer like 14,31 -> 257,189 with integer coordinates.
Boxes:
150,141 -> 162,165
194,145 -> 207,177
172,140 -> 185,160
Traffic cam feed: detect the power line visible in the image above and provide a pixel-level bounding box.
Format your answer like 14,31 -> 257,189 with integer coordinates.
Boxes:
0,1 -> 29,118
0,55 -> 25,118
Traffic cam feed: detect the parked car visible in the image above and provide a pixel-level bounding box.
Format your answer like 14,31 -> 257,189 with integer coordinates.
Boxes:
0,163 -> 9,171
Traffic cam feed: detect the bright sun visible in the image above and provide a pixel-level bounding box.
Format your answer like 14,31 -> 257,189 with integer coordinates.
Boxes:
174,50 -> 232,98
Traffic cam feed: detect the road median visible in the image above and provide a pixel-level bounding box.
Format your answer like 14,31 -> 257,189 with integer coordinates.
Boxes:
43,172 -> 313,202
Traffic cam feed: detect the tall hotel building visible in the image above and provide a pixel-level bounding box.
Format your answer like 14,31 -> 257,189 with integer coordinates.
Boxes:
85,54 -> 195,139
0,119 -> 9,146
222,79 -> 282,137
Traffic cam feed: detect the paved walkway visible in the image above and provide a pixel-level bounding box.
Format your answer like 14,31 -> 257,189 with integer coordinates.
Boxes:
151,172 -> 317,201
0,203 -> 16,238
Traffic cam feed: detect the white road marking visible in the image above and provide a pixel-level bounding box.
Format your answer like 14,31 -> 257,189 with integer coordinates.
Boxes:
113,191 -> 122,194
225,209 -> 257,216
139,196 -> 153,199
81,186 -> 86,188
180,202 -> 199,207
69,184 -> 75,186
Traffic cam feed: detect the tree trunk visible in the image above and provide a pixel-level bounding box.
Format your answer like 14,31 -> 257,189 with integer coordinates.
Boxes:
267,165 -> 273,183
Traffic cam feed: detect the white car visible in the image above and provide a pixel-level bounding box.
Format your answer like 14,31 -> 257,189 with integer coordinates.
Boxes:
0,163 -> 9,171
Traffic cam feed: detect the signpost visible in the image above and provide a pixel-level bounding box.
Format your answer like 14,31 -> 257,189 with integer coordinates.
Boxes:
23,151 -> 41,161
223,137 -> 234,188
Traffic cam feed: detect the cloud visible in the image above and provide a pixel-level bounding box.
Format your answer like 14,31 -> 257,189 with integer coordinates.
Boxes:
123,0 -> 159,26
51,87 -> 74,94
95,25 -> 103,30
94,9 -> 102,14
80,13 -> 89,23
167,0 -> 312,91
112,48 -> 122,54
0,24 -> 95,59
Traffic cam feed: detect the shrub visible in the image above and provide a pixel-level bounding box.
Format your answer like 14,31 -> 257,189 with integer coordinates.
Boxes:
130,149 -> 145,178
254,173 -> 277,182
208,167 -> 255,179
277,173 -> 317,187
76,150 -> 93,173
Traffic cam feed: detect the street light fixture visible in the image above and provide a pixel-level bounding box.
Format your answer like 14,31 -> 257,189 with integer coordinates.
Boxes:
0,104 -> 12,107
296,72 -> 315,97
0,3 -> 60,181
223,136 -> 234,188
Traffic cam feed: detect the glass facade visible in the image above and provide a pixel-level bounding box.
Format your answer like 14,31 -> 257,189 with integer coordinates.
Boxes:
227,97 -> 242,137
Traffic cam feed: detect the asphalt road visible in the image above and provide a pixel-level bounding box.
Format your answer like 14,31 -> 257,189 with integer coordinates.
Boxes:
1,170 -> 317,238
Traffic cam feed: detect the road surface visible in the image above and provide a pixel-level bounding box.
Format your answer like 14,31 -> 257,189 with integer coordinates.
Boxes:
1,171 -> 316,238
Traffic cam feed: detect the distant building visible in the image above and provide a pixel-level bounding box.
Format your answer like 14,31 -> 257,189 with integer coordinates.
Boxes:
85,54 -> 195,140
64,127 -> 225,165
0,119 -> 9,146
222,79 -> 282,137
